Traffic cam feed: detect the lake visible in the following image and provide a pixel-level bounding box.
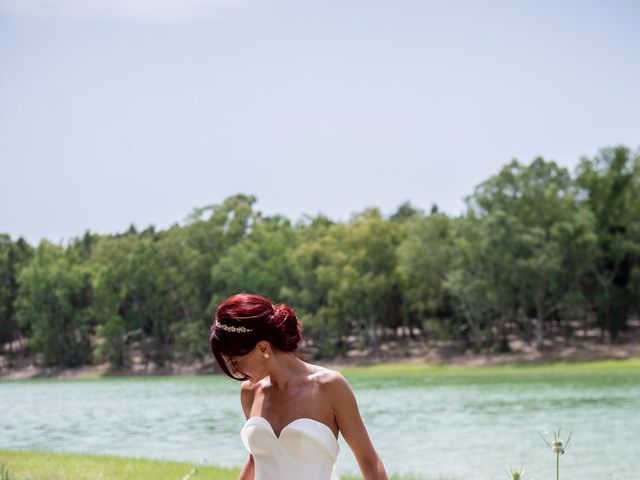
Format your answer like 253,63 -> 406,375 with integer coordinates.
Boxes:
1,363 -> 639,479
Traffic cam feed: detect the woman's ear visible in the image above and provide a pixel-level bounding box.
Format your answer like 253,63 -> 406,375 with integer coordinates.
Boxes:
256,340 -> 271,356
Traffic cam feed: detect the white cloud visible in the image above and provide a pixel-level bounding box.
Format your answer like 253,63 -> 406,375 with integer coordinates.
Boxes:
0,0 -> 245,23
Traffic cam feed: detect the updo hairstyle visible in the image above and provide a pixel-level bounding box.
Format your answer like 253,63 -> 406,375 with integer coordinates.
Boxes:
209,293 -> 304,380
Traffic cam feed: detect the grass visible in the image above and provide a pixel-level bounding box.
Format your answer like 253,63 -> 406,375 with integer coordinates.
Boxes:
0,450 -> 428,480
0,450 -> 239,480
2,357 -> 639,383
336,356 -> 640,378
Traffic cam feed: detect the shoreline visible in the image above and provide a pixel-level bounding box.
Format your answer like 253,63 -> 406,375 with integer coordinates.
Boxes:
2,338 -> 640,380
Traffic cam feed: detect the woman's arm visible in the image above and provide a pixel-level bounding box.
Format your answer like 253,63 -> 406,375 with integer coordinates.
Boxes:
325,372 -> 388,480
237,455 -> 255,480
237,380 -> 257,480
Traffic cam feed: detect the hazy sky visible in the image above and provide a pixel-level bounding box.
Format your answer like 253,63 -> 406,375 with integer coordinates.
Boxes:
1,0 -> 639,244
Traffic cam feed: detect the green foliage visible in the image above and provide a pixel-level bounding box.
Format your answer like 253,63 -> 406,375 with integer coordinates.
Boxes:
15,242 -> 93,366
316,209 -> 403,348
94,316 -> 126,367
210,215 -> 294,306
0,235 -> 33,346
448,158 -> 596,349
575,146 -> 639,339
172,319 -> 211,362
3,145 -> 640,367
183,194 -> 258,305
397,212 -> 453,333
92,237 -> 175,366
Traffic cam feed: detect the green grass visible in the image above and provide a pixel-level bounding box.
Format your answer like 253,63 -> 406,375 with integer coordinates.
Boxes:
3,357 -> 639,384
0,450 -> 240,480
336,357 -> 640,378
0,450 -> 427,480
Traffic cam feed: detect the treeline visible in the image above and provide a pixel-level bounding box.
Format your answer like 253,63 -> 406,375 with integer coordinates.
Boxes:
1,146 -> 639,368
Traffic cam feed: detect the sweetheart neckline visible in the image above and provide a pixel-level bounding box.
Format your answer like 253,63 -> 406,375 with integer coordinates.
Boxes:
243,415 -> 339,441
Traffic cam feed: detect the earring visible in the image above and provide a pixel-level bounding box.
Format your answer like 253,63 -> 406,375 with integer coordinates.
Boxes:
263,352 -> 270,359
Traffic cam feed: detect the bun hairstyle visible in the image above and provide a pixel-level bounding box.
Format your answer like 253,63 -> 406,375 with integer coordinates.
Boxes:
209,293 -> 304,380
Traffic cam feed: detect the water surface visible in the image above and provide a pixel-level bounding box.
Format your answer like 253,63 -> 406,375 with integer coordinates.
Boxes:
1,367 -> 639,479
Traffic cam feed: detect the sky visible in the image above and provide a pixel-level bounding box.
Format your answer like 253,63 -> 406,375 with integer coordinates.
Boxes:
1,0 -> 639,244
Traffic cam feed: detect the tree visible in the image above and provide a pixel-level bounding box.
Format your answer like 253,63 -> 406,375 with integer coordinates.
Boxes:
390,201 -> 424,222
575,146 -> 639,339
319,209 -> 403,349
0,235 -> 33,348
210,215 -> 295,307
396,212 -> 453,336
183,194 -> 258,309
92,236 -> 175,367
15,242 -> 93,366
452,158 -> 596,349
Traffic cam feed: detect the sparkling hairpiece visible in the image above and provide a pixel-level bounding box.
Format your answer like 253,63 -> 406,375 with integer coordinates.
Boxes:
216,321 -> 253,333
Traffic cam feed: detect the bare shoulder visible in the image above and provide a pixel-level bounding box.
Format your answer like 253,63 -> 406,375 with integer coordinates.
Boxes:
308,366 -> 351,398
310,367 -> 365,438
240,379 -> 261,399
240,380 -> 259,418
241,379 -> 260,393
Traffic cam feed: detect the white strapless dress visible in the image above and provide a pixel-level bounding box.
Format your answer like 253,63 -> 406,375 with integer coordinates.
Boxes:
241,416 -> 340,480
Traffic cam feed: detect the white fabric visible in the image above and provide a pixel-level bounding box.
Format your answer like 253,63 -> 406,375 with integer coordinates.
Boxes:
241,416 -> 340,480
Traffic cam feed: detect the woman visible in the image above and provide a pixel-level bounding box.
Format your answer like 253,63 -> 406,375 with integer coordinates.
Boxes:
209,293 -> 388,480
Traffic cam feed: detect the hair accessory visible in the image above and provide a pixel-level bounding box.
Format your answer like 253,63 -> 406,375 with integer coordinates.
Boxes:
216,321 -> 253,333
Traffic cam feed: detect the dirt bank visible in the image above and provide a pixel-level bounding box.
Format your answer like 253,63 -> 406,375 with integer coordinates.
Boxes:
2,333 -> 640,380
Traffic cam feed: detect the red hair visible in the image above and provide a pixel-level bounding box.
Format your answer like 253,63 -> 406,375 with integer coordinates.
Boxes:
209,293 -> 304,380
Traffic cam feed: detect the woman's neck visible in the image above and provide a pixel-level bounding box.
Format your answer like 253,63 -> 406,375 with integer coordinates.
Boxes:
266,352 -> 309,390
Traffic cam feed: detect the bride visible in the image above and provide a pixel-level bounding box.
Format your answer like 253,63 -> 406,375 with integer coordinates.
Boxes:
209,293 -> 388,480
